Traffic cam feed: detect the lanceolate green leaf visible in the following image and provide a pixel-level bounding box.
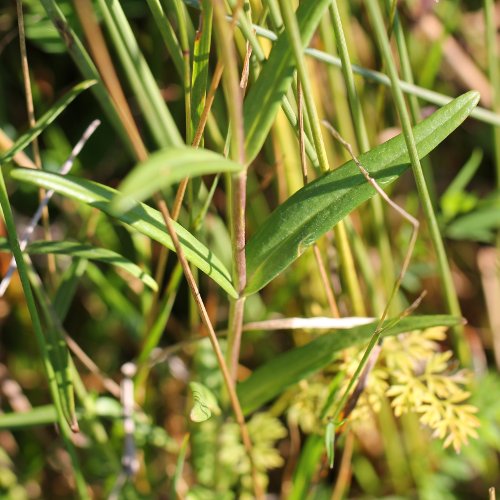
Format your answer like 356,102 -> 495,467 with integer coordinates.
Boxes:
0,80 -> 95,164
245,91 -> 480,295
243,0 -> 331,165
0,239 -> 158,291
237,315 -> 462,415
9,170 -> 238,298
113,147 -> 243,213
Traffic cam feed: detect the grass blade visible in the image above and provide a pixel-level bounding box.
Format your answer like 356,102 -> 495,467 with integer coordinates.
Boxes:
9,169 -> 238,298
245,91 -> 479,295
40,0 -> 133,153
190,0 -> 213,139
243,0 -> 331,165
96,0 -> 183,148
0,80 -> 95,163
0,239 -> 158,291
0,405 -> 58,429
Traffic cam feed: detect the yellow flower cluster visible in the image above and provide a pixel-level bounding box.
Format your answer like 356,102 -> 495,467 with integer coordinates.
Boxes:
342,327 -> 480,452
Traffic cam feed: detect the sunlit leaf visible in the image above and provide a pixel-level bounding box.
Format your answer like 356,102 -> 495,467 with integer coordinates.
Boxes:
113,147 -> 242,213
9,170 -> 238,298
245,92 -> 480,295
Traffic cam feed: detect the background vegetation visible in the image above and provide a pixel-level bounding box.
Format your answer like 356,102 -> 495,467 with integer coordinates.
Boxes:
0,0 -> 499,498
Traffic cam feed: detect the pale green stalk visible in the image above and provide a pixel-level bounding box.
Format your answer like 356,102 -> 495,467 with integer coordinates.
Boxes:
97,0 -> 183,148
484,0 -> 500,185
145,0 -> 184,76
171,0 -> 192,143
329,1 -> 396,315
364,0 -> 469,365
387,1 -> 437,207
279,0 -> 366,315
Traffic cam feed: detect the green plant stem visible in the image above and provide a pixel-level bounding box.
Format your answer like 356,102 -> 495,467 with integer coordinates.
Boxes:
278,0 -> 328,171
364,0 -> 470,365
387,1 -> 437,207
212,0 -> 248,381
0,172 -> 89,498
96,0 -> 182,148
172,0 -> 192,143
279,0 -> 365,315
484,0 -> 500,186
329,0 -> 395,315
249,22 -> 500,127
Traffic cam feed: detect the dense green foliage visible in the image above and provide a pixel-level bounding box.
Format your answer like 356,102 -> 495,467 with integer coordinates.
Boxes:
0,0 -> 499,498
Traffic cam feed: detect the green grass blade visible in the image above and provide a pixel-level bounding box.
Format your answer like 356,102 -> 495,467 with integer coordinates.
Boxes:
0,239 -> 158,291
40,0 -> 133,155
9,169 -> 238,298
96,0 -> 183,148
0,405 -> 58,429
245,91 -> 479,295
250,23 -> 500,128
237,315 -> 462,415
53,259 -> 88,320
146,0 -> 184,77
0,80 -> 95,163
28,276 -> 76,432
190,0 -> 213,138
112,147 -> 243,213
243,0 -> 331,165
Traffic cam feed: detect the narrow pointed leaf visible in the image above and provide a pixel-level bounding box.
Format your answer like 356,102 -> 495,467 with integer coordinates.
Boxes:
9,170 -> 238,298
0,80 -> 95,163
113,147 -> 243,213
237,315 -> 462,415
245,91 -> 480,295
0,239 -> 158,291
243,0 -> 331,164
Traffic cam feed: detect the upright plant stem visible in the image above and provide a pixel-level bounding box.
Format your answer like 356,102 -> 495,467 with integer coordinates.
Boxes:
156,199 -> 262,499
16,0 -> 56,279
364,0 -> 470,365
279,0 -> 366,316
172,0 -> 192,143
484,0 -> 500,187
387,1 -> 437,207
211,0 -> 248,381
329,0 -> 396,314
